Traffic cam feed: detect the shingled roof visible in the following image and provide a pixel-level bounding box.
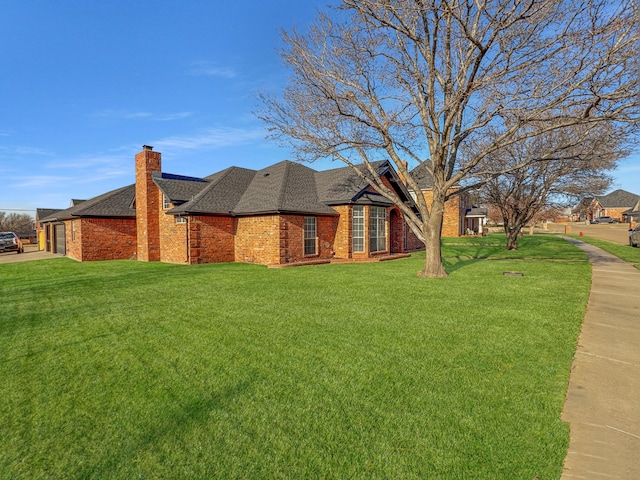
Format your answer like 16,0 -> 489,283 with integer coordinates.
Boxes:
152,172 -> 209,206
595,189 -> 640,208
233,161 -> 337,215
36,208 -> 62,222
410,161 -> 435,189
315,161 -> 389,205
39,185 -> 136,222
40,158 -> 414,222
169,166 -> 257,215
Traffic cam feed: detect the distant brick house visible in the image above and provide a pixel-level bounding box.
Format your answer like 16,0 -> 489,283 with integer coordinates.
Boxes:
575,189 -> 640,222
38,146 -> 474,265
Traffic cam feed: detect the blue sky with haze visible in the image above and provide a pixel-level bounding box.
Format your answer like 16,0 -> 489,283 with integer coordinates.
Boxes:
1,1 -> 638,214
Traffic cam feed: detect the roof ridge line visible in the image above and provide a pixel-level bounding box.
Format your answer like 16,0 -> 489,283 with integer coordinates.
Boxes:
276,161 -> 290,211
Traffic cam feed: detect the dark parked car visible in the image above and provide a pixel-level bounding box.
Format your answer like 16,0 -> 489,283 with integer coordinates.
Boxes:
629,225 -> 640,247
591,216 -> 619,224
0,232 -> 24,254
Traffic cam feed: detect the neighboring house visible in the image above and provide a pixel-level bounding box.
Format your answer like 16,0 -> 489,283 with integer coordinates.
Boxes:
571,197 -> 593,222
623,199 -> 640,224
39,146 -> 432,265
585,189 -> 640,222
409,161 -> 484,236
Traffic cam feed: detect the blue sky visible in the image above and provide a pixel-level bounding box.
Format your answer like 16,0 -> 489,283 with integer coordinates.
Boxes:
1,1 -> 638,215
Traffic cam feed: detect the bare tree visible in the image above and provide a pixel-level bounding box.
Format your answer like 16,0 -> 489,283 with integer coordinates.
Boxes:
259,0 -> 639,277
478,124 -> 621,250
0,212 -> 35,236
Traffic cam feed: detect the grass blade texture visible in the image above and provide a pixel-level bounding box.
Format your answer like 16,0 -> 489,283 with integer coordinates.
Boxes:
0,235 -> 589,479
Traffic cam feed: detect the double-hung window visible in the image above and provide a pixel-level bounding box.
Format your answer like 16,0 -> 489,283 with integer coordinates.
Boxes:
304,217 -> 317,255
369,207 -> 387,252
352,206 -> 365,253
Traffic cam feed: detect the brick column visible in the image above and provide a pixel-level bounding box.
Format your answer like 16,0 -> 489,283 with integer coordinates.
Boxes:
135,145 -> 161,261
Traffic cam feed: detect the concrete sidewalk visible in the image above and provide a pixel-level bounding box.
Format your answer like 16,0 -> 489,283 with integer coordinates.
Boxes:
561,238 -> 640,479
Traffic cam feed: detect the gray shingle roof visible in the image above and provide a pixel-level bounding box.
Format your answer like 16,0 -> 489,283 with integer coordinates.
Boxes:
170,166 -> 257,215
152,172 -> 209,205
465,206 -> 488,217
410,161 -> 435,189
233,161 -> 337,215
36,208 -> 62,222
39,159 -> 413,222
315,161 -> 389,204
596,189 -> 640,208
39,185 -> 136,222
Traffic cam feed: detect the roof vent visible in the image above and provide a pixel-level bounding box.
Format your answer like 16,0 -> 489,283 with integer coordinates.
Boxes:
263,173 -> 270,177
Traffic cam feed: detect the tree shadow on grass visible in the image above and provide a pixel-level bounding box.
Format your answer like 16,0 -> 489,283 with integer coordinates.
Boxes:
443,256 -> 487,274
79,379 -> 255,479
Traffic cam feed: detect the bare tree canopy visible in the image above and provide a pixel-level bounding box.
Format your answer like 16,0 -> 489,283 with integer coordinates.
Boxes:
478,123 -> 622,250
0,212 -> 34,236
259,0 -> 639,277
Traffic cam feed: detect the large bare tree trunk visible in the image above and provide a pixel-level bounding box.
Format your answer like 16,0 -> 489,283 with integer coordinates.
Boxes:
505,226 -> 520,250
418,192 -> 447,278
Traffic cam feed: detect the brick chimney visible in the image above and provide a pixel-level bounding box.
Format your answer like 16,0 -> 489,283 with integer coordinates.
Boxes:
135,145 -> 161,261
396,160 -> 409,186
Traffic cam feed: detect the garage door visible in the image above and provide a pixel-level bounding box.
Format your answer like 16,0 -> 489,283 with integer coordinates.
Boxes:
54,224 -> 66,254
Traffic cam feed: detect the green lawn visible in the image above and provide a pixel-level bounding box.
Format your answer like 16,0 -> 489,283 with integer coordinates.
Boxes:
1,236 -> 589,479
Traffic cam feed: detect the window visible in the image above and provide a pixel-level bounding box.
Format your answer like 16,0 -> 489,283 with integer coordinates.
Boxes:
352,206 -> 364,252
304,217 -> 317,255
71,220 -> 76,241
369,207 -> 387,252
163,194 -> 171,210
175,216 -> 187,224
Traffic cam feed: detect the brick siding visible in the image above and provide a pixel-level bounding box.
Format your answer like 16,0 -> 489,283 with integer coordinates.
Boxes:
235,215 -> 281,265
331,205 -> 352,259
278,214 -> 338,264
65,218 -> 136,261
188,215 -> 236,264
421,189 -> 465,237
135,147 -> 161,261
159,202 -> 188,264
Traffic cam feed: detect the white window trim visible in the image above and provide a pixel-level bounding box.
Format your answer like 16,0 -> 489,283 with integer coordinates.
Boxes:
352,205 -> 365,253
303,217 -> 318,256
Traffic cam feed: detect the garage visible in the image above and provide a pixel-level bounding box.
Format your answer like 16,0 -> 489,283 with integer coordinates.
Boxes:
54,223 -> 66,255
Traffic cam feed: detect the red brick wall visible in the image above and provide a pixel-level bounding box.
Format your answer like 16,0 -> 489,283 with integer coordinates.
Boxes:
188,215 -> 236,264
278,215 -> 338,264
135,147 -> 161,261
405,225 -> 424,251
389,208 -> 403,253
159,208 -> 188,264
234,214 -> 339,265
65,219 -> 81,261
73,218 -> 136,261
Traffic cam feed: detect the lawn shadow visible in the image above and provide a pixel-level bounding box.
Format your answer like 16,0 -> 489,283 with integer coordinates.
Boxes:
80,379 -> 255,478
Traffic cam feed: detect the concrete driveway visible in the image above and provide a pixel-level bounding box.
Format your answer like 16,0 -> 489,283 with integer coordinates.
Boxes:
0,244 -> 61,264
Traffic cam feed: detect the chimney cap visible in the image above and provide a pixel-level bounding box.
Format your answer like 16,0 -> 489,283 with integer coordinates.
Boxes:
142,145 -> 153,151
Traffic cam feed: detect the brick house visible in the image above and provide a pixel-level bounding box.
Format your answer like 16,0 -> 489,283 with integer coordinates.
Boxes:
39,146 -> 433,266
582,189 -> 640,222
